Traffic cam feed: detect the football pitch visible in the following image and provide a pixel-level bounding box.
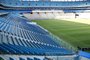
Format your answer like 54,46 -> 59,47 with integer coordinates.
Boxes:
33,19 -> 90,50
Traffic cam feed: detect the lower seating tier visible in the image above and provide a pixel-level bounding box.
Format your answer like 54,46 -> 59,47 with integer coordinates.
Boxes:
0,13 -> 75,55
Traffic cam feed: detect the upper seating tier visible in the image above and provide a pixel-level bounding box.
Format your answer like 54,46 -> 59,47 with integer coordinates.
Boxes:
0,1 -> 90,8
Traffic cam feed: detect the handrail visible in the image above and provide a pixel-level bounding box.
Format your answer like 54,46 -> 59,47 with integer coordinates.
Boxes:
37,24 -> 78,52
49,33 -> 78,52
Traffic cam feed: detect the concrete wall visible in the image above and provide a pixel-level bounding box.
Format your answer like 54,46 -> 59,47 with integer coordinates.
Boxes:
24,12 -> 75,20
76,13 -> 90,18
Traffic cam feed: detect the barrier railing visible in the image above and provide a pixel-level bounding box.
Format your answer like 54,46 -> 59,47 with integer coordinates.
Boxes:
37,24 -> 78,53
78,51 -> 90,60
49,33 -> 78,52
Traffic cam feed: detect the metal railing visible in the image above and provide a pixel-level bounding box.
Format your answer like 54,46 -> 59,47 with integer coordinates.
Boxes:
49,33 -> 78,53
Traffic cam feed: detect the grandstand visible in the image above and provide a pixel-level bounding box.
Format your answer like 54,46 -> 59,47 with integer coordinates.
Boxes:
0,0 -> 90,60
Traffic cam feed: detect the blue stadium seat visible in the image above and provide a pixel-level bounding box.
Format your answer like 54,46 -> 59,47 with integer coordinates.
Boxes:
19,58 -> 25,60
27,58 -> 33,60
9,57 -> 14,60
34,57 -> 40,60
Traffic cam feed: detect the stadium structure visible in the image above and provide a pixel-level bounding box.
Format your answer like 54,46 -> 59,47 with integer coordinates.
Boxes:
0,0 -> 90,60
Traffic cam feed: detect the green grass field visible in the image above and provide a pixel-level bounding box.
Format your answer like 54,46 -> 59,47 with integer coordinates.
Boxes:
33,19 -> 90,50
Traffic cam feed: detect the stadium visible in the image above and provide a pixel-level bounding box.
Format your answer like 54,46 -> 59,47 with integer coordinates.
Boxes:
0,0 -> 90,60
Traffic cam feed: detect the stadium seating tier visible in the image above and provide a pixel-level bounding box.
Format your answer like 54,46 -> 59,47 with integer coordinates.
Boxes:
0,13 -> 75,55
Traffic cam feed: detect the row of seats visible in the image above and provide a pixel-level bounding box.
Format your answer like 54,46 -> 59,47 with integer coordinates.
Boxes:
0,26 -> 73,55
0,13 -> 48,34
0,13 -> 74,55
0,55 -> 79,60
0,15 -> 57,46
0,54 -> 80,60
10,57 -> 40,60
